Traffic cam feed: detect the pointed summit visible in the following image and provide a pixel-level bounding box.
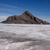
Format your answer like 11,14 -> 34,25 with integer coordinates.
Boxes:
24,11 -> 30,14
23,11 -> 33,17
2,11 -> 50,24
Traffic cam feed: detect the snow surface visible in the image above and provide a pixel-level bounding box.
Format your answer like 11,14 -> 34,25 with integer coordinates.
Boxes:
0,23 -> 50,50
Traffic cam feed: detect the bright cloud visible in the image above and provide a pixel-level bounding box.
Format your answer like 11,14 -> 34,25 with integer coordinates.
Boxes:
0,16 -> 8,22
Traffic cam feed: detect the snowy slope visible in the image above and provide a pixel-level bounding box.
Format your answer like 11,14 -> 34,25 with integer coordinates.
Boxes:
0,23 -> 50,50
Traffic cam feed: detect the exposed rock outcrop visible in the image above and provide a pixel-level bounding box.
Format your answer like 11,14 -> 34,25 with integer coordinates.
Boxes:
2,11 -> 50,24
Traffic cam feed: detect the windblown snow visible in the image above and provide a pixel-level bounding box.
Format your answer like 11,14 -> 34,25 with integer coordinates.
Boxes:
0,23 -> 50,50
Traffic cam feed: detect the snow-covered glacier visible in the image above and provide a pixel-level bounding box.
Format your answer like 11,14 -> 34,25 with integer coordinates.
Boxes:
0,23 -> 50,50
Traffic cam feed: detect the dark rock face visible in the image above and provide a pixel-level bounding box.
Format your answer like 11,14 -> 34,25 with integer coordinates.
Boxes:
2,11 -> 50,24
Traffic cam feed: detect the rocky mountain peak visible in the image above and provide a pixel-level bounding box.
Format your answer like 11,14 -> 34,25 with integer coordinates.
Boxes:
2,11 -> 50,24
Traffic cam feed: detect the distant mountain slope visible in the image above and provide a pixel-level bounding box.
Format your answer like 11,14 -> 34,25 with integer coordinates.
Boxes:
2,11 -> 50,24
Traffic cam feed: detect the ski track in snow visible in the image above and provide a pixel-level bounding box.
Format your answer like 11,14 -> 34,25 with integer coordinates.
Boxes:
0,23 -> 50,50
